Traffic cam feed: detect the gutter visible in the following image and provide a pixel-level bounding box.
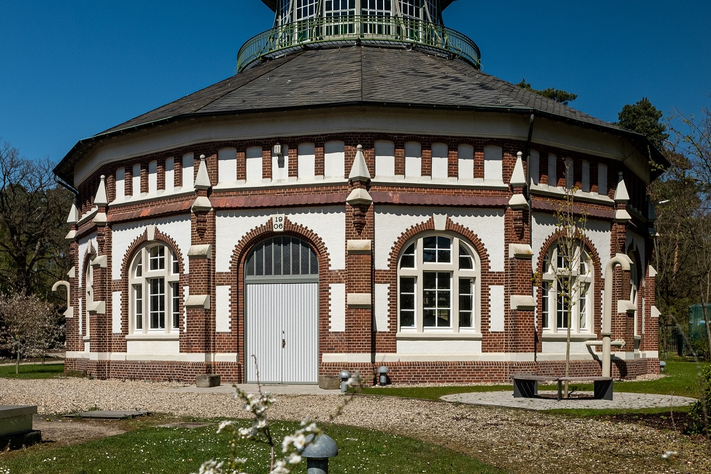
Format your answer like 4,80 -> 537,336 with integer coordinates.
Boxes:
54,174 -> 78,196
54,102 -> 669,185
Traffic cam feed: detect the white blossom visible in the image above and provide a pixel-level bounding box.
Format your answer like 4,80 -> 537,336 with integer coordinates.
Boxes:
286,453 -> 302,465
217,421 -> 235,433
269,460 -> 290,474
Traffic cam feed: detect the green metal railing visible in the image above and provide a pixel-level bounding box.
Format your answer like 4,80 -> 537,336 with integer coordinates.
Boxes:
237,15 -> 480,72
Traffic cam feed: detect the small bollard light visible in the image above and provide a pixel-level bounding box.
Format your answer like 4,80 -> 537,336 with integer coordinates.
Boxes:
377,366 -> 389,386
338,370 -> 351,393
302,433 -> 338,474
660,361 -> 667,373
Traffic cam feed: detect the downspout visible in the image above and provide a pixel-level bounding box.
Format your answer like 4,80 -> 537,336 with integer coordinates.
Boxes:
524,113 -> 536,361
602,253 -> 633,377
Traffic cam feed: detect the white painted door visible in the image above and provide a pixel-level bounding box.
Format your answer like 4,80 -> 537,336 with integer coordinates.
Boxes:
244,236 -> 319,384
245,282 -> 318,383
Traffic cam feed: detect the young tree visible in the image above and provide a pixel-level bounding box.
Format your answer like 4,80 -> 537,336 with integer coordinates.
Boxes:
0,293 -> 63,373
554,187 -> 588,396
536,161 -> 589,397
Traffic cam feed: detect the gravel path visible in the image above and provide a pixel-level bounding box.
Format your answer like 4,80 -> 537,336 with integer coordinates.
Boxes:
1,378 -> 710,473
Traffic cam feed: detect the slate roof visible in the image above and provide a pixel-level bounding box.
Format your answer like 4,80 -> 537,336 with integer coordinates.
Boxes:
101,45 -> 621,134
56,45 -> 665,183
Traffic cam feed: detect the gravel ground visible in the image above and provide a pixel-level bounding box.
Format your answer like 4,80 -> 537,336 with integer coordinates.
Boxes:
1,378 -> 710,473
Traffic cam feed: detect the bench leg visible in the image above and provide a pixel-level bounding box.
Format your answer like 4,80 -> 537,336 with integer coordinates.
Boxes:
557,380 -> 562,401
513,379 -> 537,398
594,380 -> 613,400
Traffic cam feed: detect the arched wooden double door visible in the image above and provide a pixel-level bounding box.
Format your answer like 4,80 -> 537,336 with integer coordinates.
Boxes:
244,236 -> 319,384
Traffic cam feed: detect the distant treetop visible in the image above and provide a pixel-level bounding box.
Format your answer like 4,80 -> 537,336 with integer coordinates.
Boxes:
617,97 -> 669,149
516,79 -> 578,105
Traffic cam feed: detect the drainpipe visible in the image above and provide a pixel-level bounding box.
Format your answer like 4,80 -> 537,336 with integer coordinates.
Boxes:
524,113 -> 535,202
602,253 -> 633,377
524,113 -> 536,361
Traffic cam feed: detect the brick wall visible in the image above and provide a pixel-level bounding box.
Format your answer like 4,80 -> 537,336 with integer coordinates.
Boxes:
65,132 -> 659,384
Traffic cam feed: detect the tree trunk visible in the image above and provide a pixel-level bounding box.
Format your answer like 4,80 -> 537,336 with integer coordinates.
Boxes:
565,274 -> 572,398
15,349 -> 20,375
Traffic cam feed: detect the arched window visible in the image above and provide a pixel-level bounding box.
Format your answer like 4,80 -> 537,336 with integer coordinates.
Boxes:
398,234 -> 479,332
245,236 -> 318,279
84,260 -> 93,338
129,243 -> 180,334
628,250 -> 641,337
541,242 -> 593,333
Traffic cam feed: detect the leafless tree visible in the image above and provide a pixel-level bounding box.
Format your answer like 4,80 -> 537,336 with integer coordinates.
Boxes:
0,141 -> 72,297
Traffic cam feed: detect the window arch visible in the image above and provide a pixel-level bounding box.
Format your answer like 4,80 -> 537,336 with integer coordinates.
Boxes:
398,234 -> 479,332
129,243 -> 181,334
541,242 -> 593,333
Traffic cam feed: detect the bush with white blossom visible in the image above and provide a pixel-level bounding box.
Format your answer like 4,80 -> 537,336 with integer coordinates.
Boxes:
195,369 -> 361,474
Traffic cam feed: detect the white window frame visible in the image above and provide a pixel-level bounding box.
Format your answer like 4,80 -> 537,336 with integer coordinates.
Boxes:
541,243 -> 593,334
84,262 -> 93,339
129,243 -> 180,335
397,233 -> 479,334
628,251 -> 640,338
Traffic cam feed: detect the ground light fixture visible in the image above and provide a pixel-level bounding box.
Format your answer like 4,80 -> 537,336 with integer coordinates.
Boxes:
302,433 -> 338,474
377,366 -> 389,386
338,370 -> 350,393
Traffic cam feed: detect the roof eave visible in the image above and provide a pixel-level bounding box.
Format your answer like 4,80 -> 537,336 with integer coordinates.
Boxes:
55,101 -> 668,184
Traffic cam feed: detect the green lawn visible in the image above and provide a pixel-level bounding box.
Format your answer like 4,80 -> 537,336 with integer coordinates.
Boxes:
0,363 -> 65,379
0,419 -> 503,474
357,360 -> 709,401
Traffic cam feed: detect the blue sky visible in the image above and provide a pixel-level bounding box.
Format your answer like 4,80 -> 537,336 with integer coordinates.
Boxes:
1,0 -> 709,163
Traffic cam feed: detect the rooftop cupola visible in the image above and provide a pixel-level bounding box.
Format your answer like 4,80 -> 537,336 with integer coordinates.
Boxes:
239,0 -> 479,71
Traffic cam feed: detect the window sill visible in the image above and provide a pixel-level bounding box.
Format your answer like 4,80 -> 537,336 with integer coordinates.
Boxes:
126,333 -> 179,341
541,332 -> 597,341
397,331 -> 482,340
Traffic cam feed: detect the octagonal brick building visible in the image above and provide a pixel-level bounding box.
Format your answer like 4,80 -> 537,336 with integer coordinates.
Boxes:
54,0 -> 667,386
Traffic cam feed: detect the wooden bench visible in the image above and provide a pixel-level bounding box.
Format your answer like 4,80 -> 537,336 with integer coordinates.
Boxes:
512,375 -> 614,401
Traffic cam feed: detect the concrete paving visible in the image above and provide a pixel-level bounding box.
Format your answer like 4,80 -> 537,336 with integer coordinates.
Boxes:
441,391 -> 698,411
160,383 -> 696,411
